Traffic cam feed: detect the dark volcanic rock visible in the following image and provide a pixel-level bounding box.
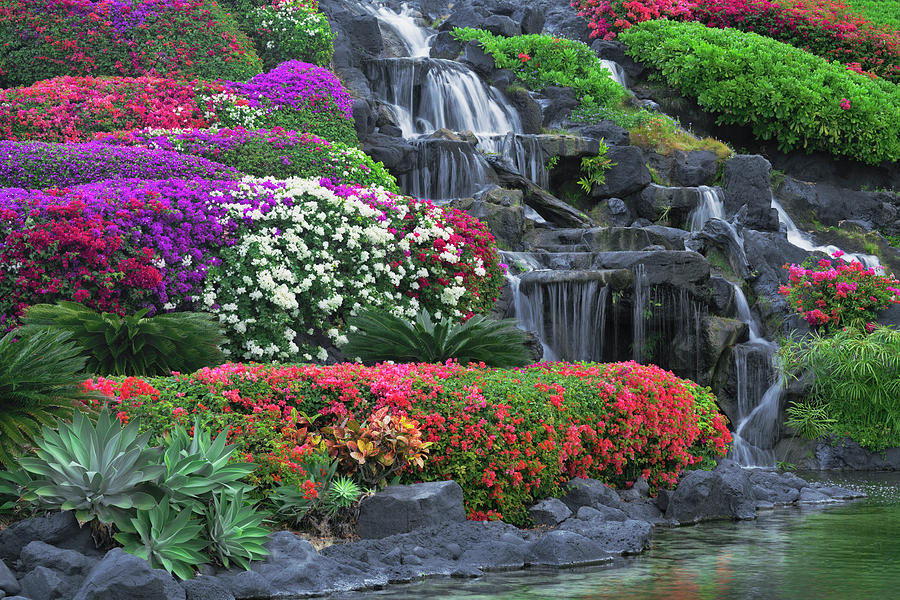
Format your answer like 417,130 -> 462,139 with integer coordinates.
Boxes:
558,518 -> 653,554
181,577 -> 236,600
675,150 -> 718,187
573,120 -> 630,147
777,177 -> 898,229
562,478 -> 624,512
358,481 -> 467,539
460,40 -> 497,78
815,437 -> 900,470
590,146 -> 652,199
667,459 -> 757,523
529,498 -> 573,526
724,154 -> 777,231
541,86 -> 579,128
0,557 -> 21,596
73,548 -> 185,600
483,14 -> 520,37
637,183 -> 702,224
524,530 -> 611,567
0,512 -> 95,564
515,6 -> 546,35
430,31 -> 463,59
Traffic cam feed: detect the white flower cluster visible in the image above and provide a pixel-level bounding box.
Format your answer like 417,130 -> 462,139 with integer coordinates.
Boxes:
201,177 -> 490,364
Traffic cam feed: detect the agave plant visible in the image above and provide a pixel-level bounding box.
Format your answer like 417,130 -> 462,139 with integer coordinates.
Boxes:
20,302 -> 225,376
19,409 -> 164,527
115,498 -> 209,580
0,328 -> 88,466
205,488 -> 270,570
158,419 -> 257,512
341,308 -> 533,367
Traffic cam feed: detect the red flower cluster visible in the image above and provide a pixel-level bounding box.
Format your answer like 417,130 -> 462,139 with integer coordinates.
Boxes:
87,361 -> 731,526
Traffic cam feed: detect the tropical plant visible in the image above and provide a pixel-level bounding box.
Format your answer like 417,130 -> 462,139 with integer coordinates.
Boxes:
321,406 -> 432,488
20,302 -> 225,376
0,329 -> 87,466
341,308 -> 533,367
577,140 -> 616,193
778,325 -> 900,450
205,488 -> 270,570
0,469 -> 33,514
19,409 -> 164,527
322,476 -> 362,515
115,498 -> 210,580
158,419 -> 257,512
785,400 -> 838,440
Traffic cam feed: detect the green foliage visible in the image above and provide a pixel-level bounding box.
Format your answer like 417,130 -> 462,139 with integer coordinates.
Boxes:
619,20 -> 900,165
0,329 -> 87,466
785,400 -> 837,440
451,28 -> 628,123
341,308 -> 533,367
115,498 -> 209,581
205,488 -> 270,570
627,112 -> 734,161
20,302 -> 224,376
0,468 -> 33,514
844,0 -> 900,30
247,1 -> 335,69
778,325 -> 900,450
19,409 -> 164,526
577,140 -> 616,192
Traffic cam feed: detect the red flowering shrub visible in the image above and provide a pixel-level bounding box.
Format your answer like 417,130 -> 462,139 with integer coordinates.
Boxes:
90,361 -> 731,526
0,0 -> 262,87
573,0 -> 900,82
779,251 -> 900,328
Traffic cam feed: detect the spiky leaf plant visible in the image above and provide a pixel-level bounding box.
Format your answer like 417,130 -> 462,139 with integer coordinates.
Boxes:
205,488 -> 270,570
115,498 -> 209,580
341,308 -> 533,367
159,419 -> 257,512
19,408 -> 164,527
20,302 -> 225,376
0,328 -> 87,466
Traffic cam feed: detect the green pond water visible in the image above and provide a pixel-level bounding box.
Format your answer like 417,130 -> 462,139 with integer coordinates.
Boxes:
336,472 -> 900,600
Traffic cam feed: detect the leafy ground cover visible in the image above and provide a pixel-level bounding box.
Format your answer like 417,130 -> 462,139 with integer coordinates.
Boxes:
845,0 -> 900,30
0,61 -> 357,145
0,0 -> 262,87
619,20 -> 900,164
87,360 -> 732,526
95,128 -> 398,191
573,0 -> 900,82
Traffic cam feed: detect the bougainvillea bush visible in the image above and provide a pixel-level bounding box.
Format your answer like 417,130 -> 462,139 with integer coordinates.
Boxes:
95,128 -> 397,191
0,141 -> 239,188
779,251 -> 900,328
619,20 -> 900,164
86,361 -> 732,525
451,28 -> 628,122
246,0 -> 335,69
0,61 -> 356,145
573,0 -> 900,82
0,177 -> 504,359
0,0 -> 262,87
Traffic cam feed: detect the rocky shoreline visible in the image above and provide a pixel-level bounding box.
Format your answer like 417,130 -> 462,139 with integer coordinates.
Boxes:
0,460 -> 865,600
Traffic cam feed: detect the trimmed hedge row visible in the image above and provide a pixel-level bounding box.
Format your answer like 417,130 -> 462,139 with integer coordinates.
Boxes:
619,20 -> 900,165
88,361 -> 732,526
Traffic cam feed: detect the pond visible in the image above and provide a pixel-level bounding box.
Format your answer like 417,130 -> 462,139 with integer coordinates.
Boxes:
332,472 -> 900,600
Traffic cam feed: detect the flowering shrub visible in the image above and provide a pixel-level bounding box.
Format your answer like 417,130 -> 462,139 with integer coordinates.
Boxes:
1,177 -> 504,354
573,0 -> 900,82
619,20 -> 900,164
451,28 -> 627,122
0,0 -> 262,87
89,361 -> 731,526
95,128 -> 397,191
778,251 -> 900,328
203,178 -> 503,361
0,62 -> 356,145
0,141 -> 239,189
247,0 -> 335,69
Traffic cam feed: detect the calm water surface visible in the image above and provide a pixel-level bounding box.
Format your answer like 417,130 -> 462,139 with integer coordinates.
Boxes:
336,472 -> 900,600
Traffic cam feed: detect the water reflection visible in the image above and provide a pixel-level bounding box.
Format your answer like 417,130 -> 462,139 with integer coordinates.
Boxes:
332,473 -> 900,600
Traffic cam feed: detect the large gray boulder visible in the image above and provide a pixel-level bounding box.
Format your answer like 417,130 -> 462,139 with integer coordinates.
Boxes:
637,183 -> 702,225
529,498 -> 573,526
561,478 -> 623,512
558,518 -> 653,554
815,437 -> 900,470
0,512 -> 95,563
358,481 -> 467,539
73,548 -> 185,600
524,530 -> 611,567
590,146 -> 652,199
724,155 -> 777,231
0,557 -> 21,596
666,459 -> 757,523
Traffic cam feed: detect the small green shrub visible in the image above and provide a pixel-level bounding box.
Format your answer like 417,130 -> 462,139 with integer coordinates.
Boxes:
778,325 -> 900,450
451,28 -> 628,124
619,20 -> 900,165
205,488 -> 270,570
0,329 -> 87,466
20,302 -> 225,376
577,140 -> 616,192
248,1 -> 335,69
341,308 -> 533,367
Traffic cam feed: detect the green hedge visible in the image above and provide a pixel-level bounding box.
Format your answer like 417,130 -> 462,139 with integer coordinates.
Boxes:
619,20 -> 900,165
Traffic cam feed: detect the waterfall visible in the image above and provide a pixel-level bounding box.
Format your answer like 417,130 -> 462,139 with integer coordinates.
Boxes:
397,139 -> 495,199
367,59 -> 522,137
690,186 -> 726,232
477,133 -> 548,188
366,3 -> 433,57
599,59 -> 627,88
772,197 -> 881,269
632,264 -> 648,363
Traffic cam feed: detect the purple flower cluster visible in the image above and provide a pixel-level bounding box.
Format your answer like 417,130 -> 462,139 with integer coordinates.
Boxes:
95,128 -> 332,157
230,61 -> 353,120
0,141 -> 240,189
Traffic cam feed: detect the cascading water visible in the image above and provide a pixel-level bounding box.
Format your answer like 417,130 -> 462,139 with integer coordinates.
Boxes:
690,186 -> 726,232
599,59 -> 628,88
477,133 -> 548,188
397,139 -> 496,199
365,3 -> 432,57
772,197 -> 880,269
632,264 -> 648,363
